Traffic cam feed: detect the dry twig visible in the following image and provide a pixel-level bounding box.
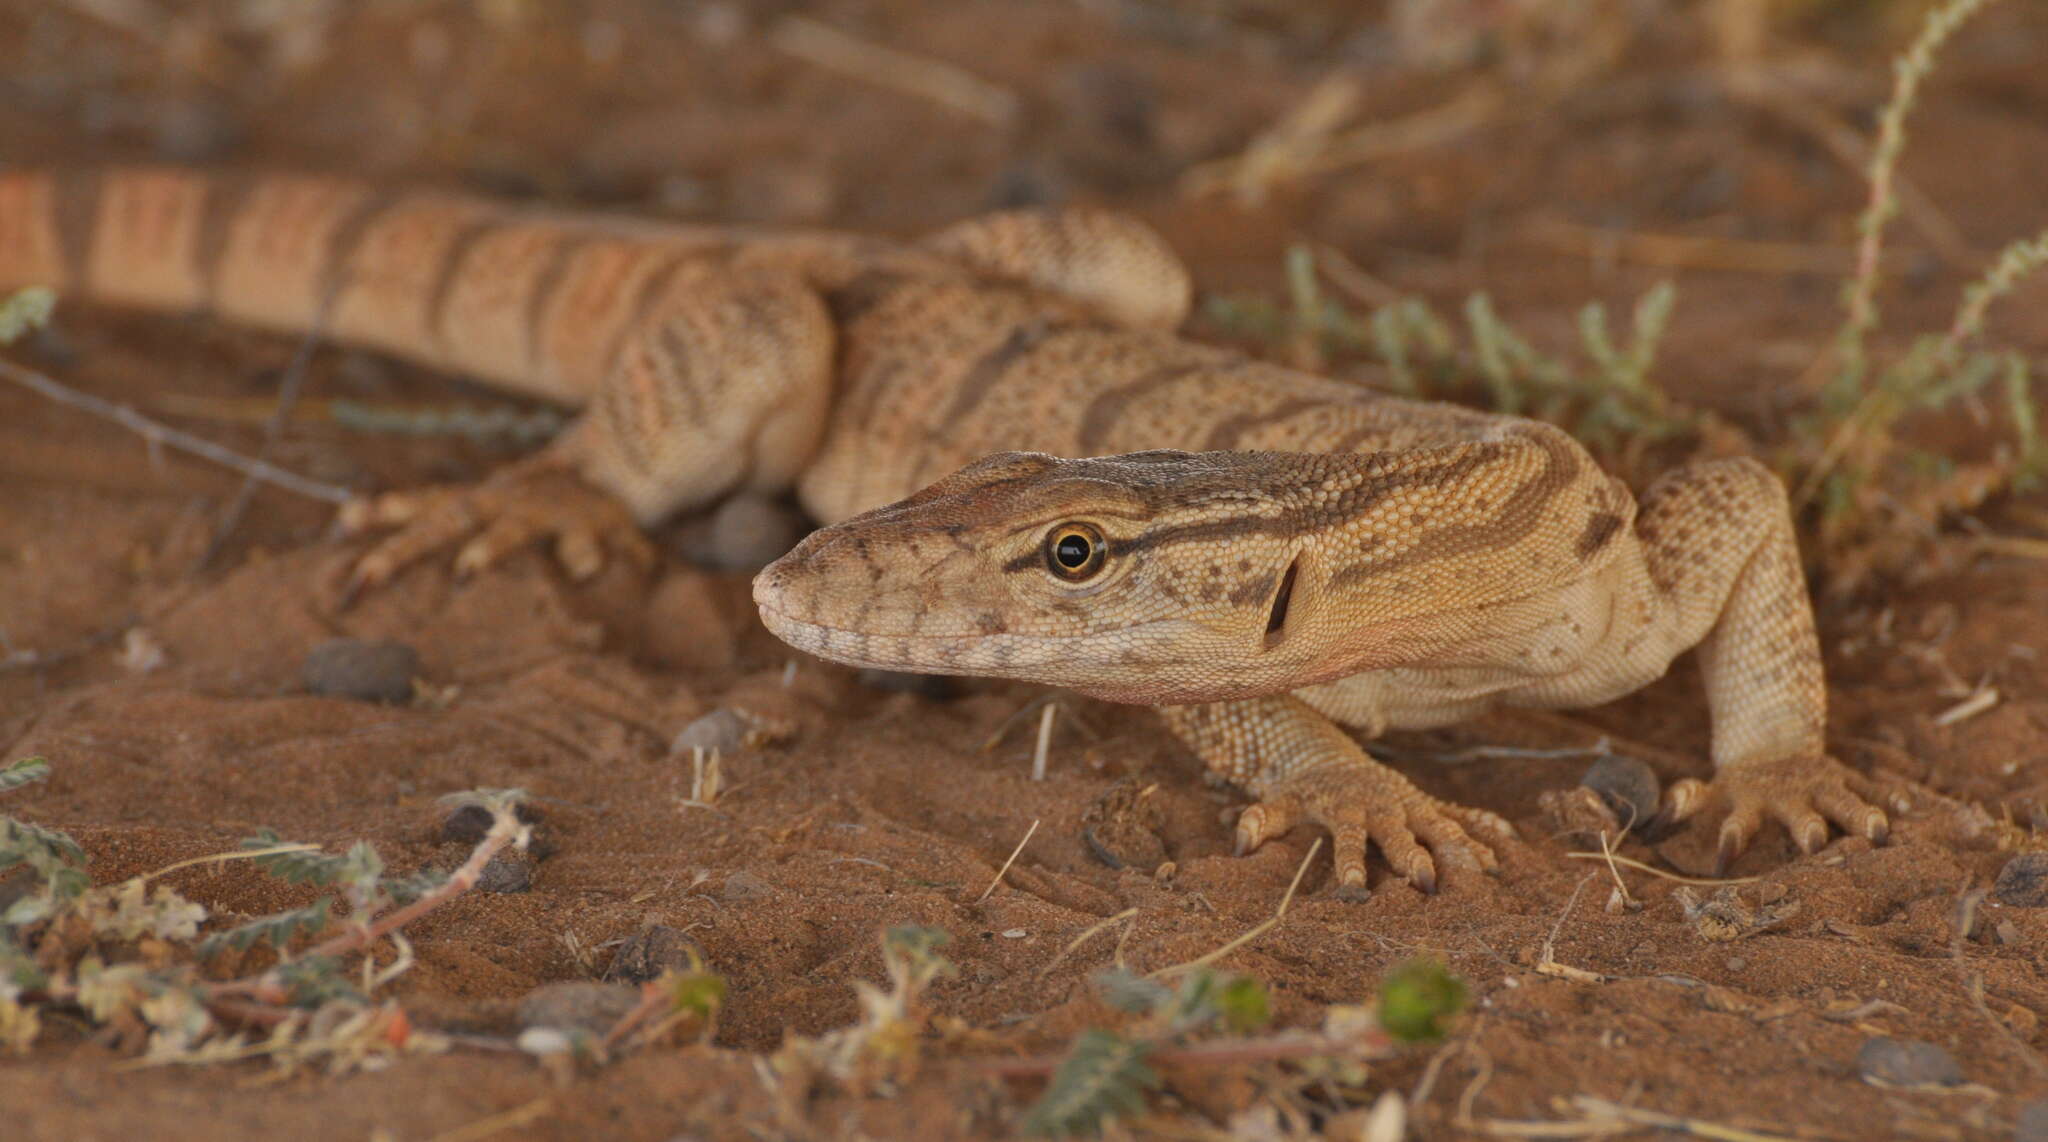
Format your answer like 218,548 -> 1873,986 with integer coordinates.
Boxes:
771,16 -> 1018,127
0,357 -> 352,504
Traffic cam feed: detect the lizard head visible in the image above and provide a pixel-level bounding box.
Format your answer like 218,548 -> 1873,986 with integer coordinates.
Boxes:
755,436 -> 1618,704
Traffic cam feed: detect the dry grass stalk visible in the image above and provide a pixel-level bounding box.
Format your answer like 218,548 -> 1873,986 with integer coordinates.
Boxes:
1832,0 -> 2004,404
0,357 -> 353,504
1149,837 -> 1321,979
1521,216 -> 1880,277
976,819 -> 1040,903
771,16 -> 1018,127
1030,702 -> 1057,782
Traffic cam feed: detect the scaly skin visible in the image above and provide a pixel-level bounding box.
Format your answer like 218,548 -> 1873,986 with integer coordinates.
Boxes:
0,167 -> 1902,896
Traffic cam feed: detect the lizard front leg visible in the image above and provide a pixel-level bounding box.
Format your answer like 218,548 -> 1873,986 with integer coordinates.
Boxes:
1158,697 -> 1512,899
1625,458 -> 1905,869
342,266 -> 834,589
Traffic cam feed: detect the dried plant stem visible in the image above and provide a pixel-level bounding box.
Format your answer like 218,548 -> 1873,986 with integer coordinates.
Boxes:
1149,837 -> 1321,979
299,824 -> 515,964
1833,0 -> 2003,405
975,1024 -> 1397,1078
208,813 -> 522,1005
0,357 -> 353,503
1943,225 -> 2048,356
1561,852 -> 1758,886
977,818 -> 1040,903
771,16 -> 1017,127
134,843 -> 324,885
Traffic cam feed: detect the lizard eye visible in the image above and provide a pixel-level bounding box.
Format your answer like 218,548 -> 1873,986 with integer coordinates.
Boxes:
1044,522 -> 1107,582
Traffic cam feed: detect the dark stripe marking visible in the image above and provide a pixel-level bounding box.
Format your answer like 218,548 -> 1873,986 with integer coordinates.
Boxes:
426,213 -> 504,347
1202,396 -> 1330,451
1074,357 -> 1218,453
521,231 -> 594,368
192,173 -> 253,309
50,168 -> 103,287
317,188 -> 401,308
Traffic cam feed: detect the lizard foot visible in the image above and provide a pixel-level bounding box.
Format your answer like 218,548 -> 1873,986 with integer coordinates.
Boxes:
335,457 -> 655,598
1235,760 -> 1512,900
1656,756 -> 1909,873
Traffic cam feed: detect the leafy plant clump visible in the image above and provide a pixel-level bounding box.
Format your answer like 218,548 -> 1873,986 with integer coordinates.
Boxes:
1205,0 -> 2046,593
1,758 -> 531,1069
1021,957 -> 1466,1138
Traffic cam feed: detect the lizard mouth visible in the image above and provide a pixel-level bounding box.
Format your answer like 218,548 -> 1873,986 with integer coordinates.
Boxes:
754,602 -> 1063,677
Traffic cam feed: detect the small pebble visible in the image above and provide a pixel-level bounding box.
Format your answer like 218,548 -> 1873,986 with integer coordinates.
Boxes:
1725,957 -> 1747,971
605,924 -> 707,985
855,669 -> 957,698
476,852 -> 533,894
1857,1037 -> 1964,1087
1992,852 -> 2048,908
1579,756 -> 1661,831
700,495 -> 809,571
672,708 -> 750,756
517,981 -> 640,1036
2016,1098 -> 2048,1142
440,802 -> 554,860
721,870 -> 771,901
303,639 -> 420,705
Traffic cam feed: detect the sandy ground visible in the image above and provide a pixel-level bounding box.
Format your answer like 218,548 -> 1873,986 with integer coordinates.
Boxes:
1,2 -> 2046,1139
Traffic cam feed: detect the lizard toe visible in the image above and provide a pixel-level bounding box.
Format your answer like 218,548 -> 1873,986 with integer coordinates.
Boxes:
1705,755 -> 1894,870
1242,761 -> 1505,898
337,456 -> 652,594
1234,798 -> 1300,857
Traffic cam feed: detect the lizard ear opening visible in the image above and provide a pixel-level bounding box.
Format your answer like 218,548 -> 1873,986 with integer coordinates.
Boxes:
1262,556 -> 1299,650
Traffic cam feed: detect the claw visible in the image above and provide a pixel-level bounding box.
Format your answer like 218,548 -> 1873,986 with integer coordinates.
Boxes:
332,456 -> 652,595
1696,756 -> 1905,869
1410,862 -> 1437,896
1714,826 -> 1748,876
1794,815 -> 1829,854
1228,759 -> 1505,899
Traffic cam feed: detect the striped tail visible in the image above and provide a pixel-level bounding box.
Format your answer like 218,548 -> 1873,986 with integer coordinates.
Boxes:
0,167 -> 720,404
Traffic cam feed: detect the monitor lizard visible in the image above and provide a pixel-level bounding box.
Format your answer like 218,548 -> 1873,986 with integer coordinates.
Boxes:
0,166 -> 1902,898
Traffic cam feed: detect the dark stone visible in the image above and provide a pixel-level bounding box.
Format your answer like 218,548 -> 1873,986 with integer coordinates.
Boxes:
303,639 -> 420,705
2015,1098 -> 2048,1142
1580,755 -> 1662,832
855,669 -> 958,698
1992,852 -> 2048,908
517,981 -> 640,1036
476,852 -> 533,894
700,495 -> 809,572
440,801 -> 554,862
604,925 -> 707,985
1856,1037 -> 1964,1087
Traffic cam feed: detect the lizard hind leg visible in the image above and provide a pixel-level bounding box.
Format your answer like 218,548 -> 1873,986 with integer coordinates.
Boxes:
920,207 -> 1192,332
340,267 -> 835,592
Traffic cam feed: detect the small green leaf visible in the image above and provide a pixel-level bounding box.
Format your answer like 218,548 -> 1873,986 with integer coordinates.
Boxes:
240,830 -> 347,886
276,956 -> 362,1007
1377,958 -> 1467,1042
0,287 -> 55,345
1213,975 -> 1271,1034
1093,968 -> 1171,1015
198,900 -> 333,957
1022,1029 -> 1157,1137
379,867 -> 448,906
662,970 -> 727,1019
0,758 -> 50,796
